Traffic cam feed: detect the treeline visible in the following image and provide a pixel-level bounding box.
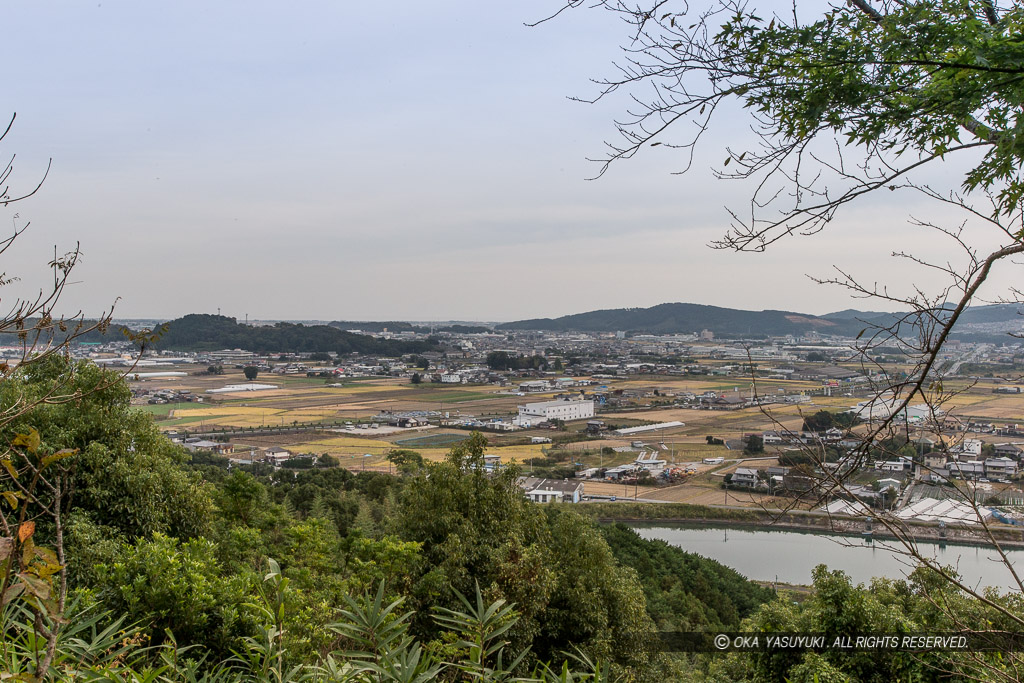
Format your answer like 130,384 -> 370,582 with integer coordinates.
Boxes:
486,351 -> 548,371
153,314 -> 439,355
496,302 -> 867,336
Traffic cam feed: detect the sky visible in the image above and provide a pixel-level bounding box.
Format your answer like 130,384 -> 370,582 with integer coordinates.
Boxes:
2,1 -> 1019,322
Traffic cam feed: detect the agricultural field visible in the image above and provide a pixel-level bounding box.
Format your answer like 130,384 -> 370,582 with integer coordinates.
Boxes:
130,362 -> 1024,511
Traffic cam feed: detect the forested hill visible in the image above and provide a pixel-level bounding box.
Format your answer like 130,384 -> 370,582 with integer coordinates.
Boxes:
497,302 -> 1024,338
497,302 -> 866,337
151,314 -> 439,355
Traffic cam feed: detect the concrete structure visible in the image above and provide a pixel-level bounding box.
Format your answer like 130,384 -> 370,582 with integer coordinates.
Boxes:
515,399 -> 594,427
613,421 -> 685,436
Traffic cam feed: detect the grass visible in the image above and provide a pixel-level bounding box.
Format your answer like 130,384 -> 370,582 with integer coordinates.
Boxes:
161,415 -> 213,427
402,389 -> 498,403
136,404 -> 175,417
393,433 -> 469,448
576,502 -> 759,521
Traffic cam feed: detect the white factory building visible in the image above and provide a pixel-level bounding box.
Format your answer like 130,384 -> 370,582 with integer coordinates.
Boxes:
515,398 -> 595,427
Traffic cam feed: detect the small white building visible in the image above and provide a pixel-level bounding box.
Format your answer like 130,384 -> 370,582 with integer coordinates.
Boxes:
518,477 -> 583,503
878,457 -> 913,472
960,438 -> 984,457
264,447 -> 292,465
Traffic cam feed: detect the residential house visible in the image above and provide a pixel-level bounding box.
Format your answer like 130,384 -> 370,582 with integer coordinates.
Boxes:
985,457 -> 1018,478
264,447 -> 292,466
731,467 -> 760,488
518,477 -> 584,503
948,460 -> 985,480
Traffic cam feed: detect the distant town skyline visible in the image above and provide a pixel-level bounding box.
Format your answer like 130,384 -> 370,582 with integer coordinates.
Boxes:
5,2 -> 1017,322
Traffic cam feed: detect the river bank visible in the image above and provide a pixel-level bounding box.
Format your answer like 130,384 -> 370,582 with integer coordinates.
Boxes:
578,502 -> 1024,550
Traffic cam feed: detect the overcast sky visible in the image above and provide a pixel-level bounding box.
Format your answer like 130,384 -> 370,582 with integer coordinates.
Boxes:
3,1 -> 1017,322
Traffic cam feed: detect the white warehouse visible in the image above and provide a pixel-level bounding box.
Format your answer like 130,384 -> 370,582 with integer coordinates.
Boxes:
515,399 -> 595,427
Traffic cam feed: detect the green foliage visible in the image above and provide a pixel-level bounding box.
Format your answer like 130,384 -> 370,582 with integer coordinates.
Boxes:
498,303 -> 872,336
154,314 -> 437,355
576,502 -> 758,522
599,524 -> 773,632
386,449 -> 425,476
743,434 -> 764,454
1,357 -> 214,542
96,533 -> 253,656
485,351 -> 549,371
244,366 -> 259,381
394,433 -> 658,674
707,564 -> 1024,682
219,470 -> 271,527
802,410 -> 862,432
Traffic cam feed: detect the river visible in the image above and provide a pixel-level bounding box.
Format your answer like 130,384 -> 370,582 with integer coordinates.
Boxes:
633,524 -> 1024,592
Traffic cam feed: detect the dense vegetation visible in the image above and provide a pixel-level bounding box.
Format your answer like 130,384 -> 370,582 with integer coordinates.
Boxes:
153,314 -> 439,355
485,351 -> 549,371
496,302 -> 860,336
1,358 -> 1020,681
600,523 -> 773,631
495,301 -> 1024,338
801,410 -> 862,433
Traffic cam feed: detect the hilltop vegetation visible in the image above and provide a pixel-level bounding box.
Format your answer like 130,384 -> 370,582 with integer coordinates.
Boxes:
498,302 -> 868,336
497,301 -> 1024,340
153,314 -> 439,354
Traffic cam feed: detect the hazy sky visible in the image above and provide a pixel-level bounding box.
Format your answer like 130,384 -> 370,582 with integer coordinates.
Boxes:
3,2 -> 1017,322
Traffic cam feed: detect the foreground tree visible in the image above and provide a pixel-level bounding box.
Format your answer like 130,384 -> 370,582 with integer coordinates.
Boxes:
544,0 -> 1024,354
544,1 -> 1024,677
394,432 -> 657,675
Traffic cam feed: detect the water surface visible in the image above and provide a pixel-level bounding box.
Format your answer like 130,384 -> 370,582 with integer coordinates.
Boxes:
634,524 -> 1024,592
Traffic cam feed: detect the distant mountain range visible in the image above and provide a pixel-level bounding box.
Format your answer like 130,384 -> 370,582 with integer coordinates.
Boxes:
70,303 -> 1024,349
495,302 -> 1024,339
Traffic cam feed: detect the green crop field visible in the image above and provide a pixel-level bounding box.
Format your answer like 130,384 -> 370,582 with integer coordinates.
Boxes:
393,433 -> 469,448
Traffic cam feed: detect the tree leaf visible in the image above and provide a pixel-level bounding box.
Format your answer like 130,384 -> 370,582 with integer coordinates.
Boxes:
12,428 -> 40,454
17,520 -> 34,543
0,459 -> 16,480
41,448 -> 78,469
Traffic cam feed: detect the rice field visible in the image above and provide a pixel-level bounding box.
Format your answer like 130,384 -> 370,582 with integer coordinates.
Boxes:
136,362 -> 1024,496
